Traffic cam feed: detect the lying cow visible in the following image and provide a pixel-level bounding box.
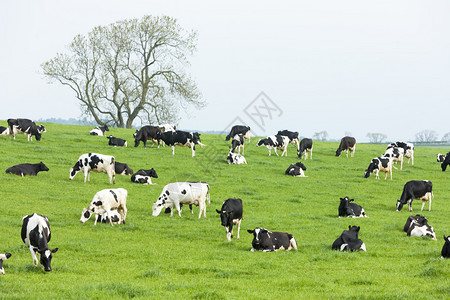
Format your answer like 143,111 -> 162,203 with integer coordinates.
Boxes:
437,153 -> 447,163
156,131 -> 204,157
0,126 -> 10,136
131,168 -> 158,184
7,118 -> 43,141
442,235 -> 450,258
332,225 -> 366,252
257,135 -> 290,156
338,196 -> 367,218
21,213 -> 58,272
115,162 -> 133,175
226,125 -> 250,142
216,198 -> 243,242
134,125 -> 160,148
285,162 -> 307,177
230,134 -> 245,154
227,152 -> 247,164
396,180 -> 433,212
69,153 -> 116,184
0,252 -> 11,275
89,124 -> 109,136
277,130 -> 299,150
80,188 -> 128,226
152,182 -> 210,218
247,228 -> 297,252
6,162 -> 49,176
383,147 -> 404,170
336,136 -> 356,157
107,135 -> 127,147
96,210 -> 122,225
298,138 -> 313,159
407,222 -> 436,240
364,156 -> 393,180
403,214 -> 428,232
388,142 -> 414,165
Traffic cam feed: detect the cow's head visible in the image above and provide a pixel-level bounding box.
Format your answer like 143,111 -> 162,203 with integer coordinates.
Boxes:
33,247 -> 58,272
192,132 -> 201,144
39,162 -> 49,172
295,162 -> 306,170
0,252 -> 11,275
103,124 -> 110,132
339,196 -> 350,211
80,207 -> 94,223
148,168 -> 158,178
124,165 -> 134,175
396,199 -> 405,211
247,227 -> 270,245
348,225 -> 360,234
256,139 -> 264,147
134,130 -> 142,147
216,209 -> 231,227
69,160 -> 81,180
364,159 -> 378,178
152,199 -> 166,216
335,148 -> 342,156
34,132 -> 42,141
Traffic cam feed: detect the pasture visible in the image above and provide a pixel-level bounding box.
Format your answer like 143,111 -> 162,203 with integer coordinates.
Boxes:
0,122 -> 449,299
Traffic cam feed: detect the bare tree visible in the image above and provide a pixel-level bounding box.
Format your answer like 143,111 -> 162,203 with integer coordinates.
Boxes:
42,15 -> 204,128
442,132 -> 450,142
366,132 -> 387,144
313,131 -> 328,141
415,130 -> 438,142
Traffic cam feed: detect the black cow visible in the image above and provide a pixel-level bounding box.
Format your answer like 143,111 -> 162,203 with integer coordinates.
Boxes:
107,135 -> 127,147
216,198 -> 243,242
131,168 -> 158,184
89,124 -> 109,136
156,131 -> 203,157
338,196 -> 367,218
298,138 -> 313,159
247,228 -> 298,252
437,153 -> 447,163
396,180 -> 433,212
336,136 -> 356,157
230,134 -> 245,154
7,118 -> 43,141
442,235 -> 450,258
277,130 -> 299,150
134,125 -> 161,148
0,126 -> 10,136
6,162 -> 49,177
285,162 -> 307,177
441,152 -> 450,171
364,156 -> 393,180
403,215 -> 428,232
0,252 -> 11,275
115,162 -> 133,175
226,125 -> 250,142
332,225 -> 366,252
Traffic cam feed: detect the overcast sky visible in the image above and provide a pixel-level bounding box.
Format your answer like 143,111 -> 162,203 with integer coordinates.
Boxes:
1,0 -> 449,142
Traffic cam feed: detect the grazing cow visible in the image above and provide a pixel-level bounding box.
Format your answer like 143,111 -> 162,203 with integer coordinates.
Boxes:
89,124 -> 109,136
437,153 -> 447,163
216,198 -> 243,242
230,134 -> 245,154
298,138 -> 313,160
156,131 -> 204,157
277,130 -> 299,150
442,235 -> 450,258
285,162 -> 307,177
335,136 -> 356,157
107,135 -> 127,147
403,214 -> 428,232
226,125 -> 251,142
7,118 -> 42,141
364,156 -> 393,180
152,182 -> 210,218
396,180 -> 433,212
134,125 -> 161,148
338,196 -> 367,218
0,126 -> 10,136
383,147 -> 404,170
441,153 -> 450,171
332,225 -> 366,252
21,213 -> 58,272
80,188 -> 128,226
131,168 -> 158,185
96,210 -> 122,225
247,228 -> 297,252
69,153 -> 116,184
0,252 -> 11,275
387,142 -> 414,165
407,222 -> 436,240
256,135 -> 290,156
6,162 -> 49,177
115,162 -> 133,175
227,152 -> 247,164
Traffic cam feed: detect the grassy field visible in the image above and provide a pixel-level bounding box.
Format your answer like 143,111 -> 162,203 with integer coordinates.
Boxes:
0,122 -> 449,299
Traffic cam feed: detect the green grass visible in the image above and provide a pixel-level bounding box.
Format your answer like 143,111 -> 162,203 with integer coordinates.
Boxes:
0,122 -> 449,299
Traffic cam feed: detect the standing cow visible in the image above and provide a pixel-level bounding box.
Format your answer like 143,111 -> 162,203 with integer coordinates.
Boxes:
387,142 -> 414,165
80,188 -> 128,226
156,131 -> 204,157
247,228 -> 297,252
364,156 -> 393,180
336,136 -> 356,157
396,180 -> 433,212
383,147 -> 404,170
256,135 -> 290,156
134,125 -> 161,148
298,138 -> 313,159
277,130 -> 300,150
7,118 -> 43,141
216,198 -> 243,242
69,153 -> 116,184
226,125 -> 250,142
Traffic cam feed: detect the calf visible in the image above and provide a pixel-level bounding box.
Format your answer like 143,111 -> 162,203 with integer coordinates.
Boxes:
383,147 -> 404,170
134,125 -> 161,148
115,162 -> 133,175
396,180 -> 433,212
277,130 -> 299,150
364,156 -> 393,180
387,142 -> 414,165
69,153 -> 116,184
336,136 -> 356,157
332,225 -> 366,252
285,162 -> 307,177
407,222 -> 436,240
89,124 -> 109,136
21,213 -> 58,272
256,135 -> 290,156
338,196 -> 367,218
0,252 -> 11,275
436,153 -> 447,163
6,162 -> 49,176
403,214 -> 428,232
247,228 -> 297,252
152,182 -> 210,218
156,131 -> 204,157
80,188 -> 128,226
226,125 -> 250,142
230,134 -> 245,154
442,235 -> 450,258
0,126 -> 10,136
131,168 -> 158,184
96,210 -> 122,225
441,153 -> 450,171
298,138 -> 313,160
107,135 -> 127,147
7,118 -> 42,141
216,198 -> 243,242
227,152 -> 247,164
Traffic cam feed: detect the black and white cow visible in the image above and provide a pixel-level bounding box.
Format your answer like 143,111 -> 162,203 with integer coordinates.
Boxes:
396,180 -> 433,212
285,162 -> 307,177
364,156 -> 393,180
0,126 -> 10,136
6,162 -> 49,176
230,134 -> 245,154
95,210 -> 122,225
247,228 -> 297,252
436,153 -> 447,163
107,135 -> 127,147
69,153 -> 116,184
403,214 -> 428,232
332,225 -> 366,252
407,222 -> 436,240
387,142 -> 414,165
256,135 -> 290,156
338,196 -> 367,218
131,168 -> 158,185
134,125 -> 161,148
89,124 -> 109,136
441,153 -> 450,171
152,182 -> 210,218
383,147 -> 404,170
226,125 -> 250,142
7,118 -> 43,141
158,124 -> 176,133
156,131 -> 204,157
336,136 -> 356,157
298,138 -> 313,160
21,213 -> 58,272
0,252 -> 11,275
277,130 -> 299,150
216,198 -> 243,242
227,151 -> 247,164
80,188 -> 128,226
115,162 -> 133,175
442,235 -> 450,258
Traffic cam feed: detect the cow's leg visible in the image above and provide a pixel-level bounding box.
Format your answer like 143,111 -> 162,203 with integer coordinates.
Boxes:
236,219 -> 241,240
225,227 -> 231,242
84,170 -> 89,182
192,143 -> 195,157
281,147 -> 287,157
94,213 -> 99,225
120,204 -> 127,224
310,147 -> 313,159
106,210 -> 114,227
29,247 -> 38,265
346,149 -> 349,158
408,199 -> 413,212
375,170 -> 379,180
198,200 -> 206,218
172,146 -> 175,156
273,148 -> 279,156
429,194 -> 432,211
174,202 -> 182,217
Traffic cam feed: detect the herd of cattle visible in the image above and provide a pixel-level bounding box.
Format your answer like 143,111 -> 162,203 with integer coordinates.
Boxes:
1,119 -> 449,274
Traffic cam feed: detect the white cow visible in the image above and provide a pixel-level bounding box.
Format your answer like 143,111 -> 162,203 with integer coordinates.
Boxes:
69,153 -> 116,184
80,188 -> 128,226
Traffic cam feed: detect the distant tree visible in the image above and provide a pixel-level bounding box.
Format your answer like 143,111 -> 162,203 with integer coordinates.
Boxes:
415,130 -> 438,142
442,132 -> 450,142
313,131 -> 328,141
42,15 -> 204,128
366,132 -> 387,144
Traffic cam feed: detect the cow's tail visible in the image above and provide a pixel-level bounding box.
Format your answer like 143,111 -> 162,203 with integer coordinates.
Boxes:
206,184 -> 211,206
289,234 -> 298,250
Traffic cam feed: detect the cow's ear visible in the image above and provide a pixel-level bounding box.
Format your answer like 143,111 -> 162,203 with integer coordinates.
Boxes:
348,225 -> 351,230
247,230 -> 254,234
51,248 -> 59,253
357,226 -> 360,231
216,209 -> 221,214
